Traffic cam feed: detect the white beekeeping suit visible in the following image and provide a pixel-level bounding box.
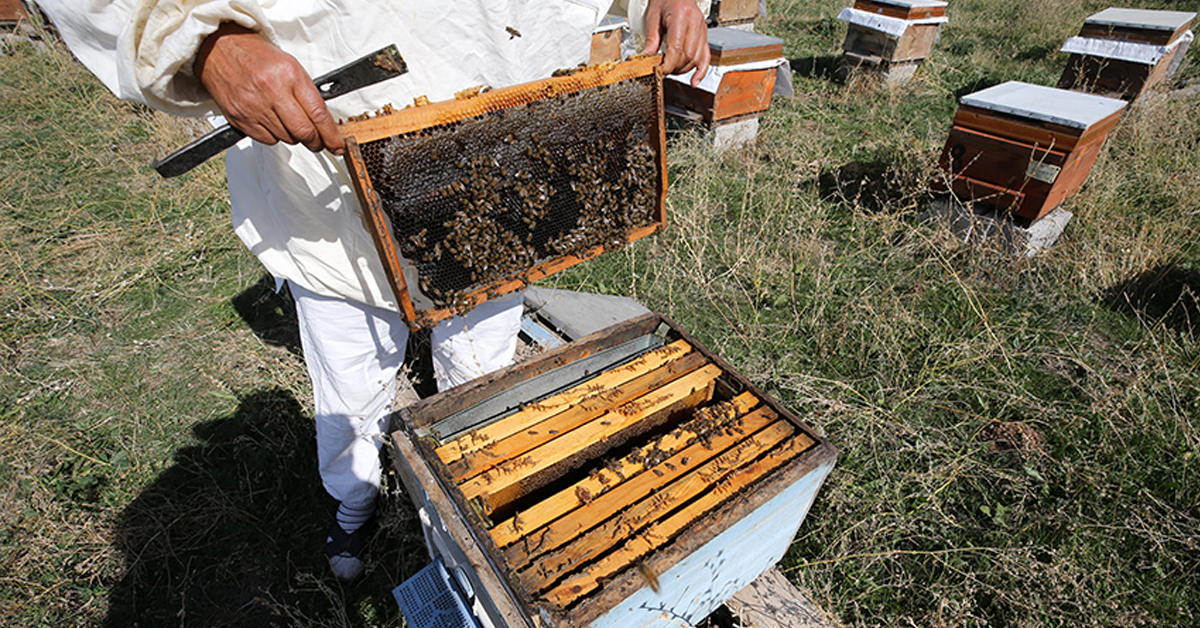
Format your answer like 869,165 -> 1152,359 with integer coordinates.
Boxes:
36,0 -> 708,580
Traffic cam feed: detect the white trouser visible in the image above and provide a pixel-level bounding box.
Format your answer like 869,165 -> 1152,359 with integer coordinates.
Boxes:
290,283 -> 523,508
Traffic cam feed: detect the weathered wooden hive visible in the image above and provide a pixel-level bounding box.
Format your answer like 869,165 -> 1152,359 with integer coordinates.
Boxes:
708,0 -> 760,28
837,0 -> 948,84
389,312 -> 837,628
662,27 -> 784,123
1059,8 -> 1196,101
936,81 -> 1127,222
0,0 -> 28,25
590,15 -> 628,65
340,57 -> 666,330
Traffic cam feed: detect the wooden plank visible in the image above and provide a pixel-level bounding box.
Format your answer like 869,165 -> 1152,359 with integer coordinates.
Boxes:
1078,23 -> 1188,46
725,567 -> 843,628
436,339 -> 693,466
502,404 -> 777,571
447,346 -> 707,481
458,364 -> 724,505
542,434 -> 812,607
890,22 -> 941,62
516,419 -> 800,595
406,312 -> 663,428
433,333 -> 663,441
489,391 -> 761,548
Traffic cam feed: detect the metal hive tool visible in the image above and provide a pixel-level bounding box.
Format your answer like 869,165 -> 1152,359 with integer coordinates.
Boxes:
341,56 -> 667,330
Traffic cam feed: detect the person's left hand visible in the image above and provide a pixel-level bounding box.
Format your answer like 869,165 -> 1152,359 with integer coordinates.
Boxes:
642,0 -> 710,86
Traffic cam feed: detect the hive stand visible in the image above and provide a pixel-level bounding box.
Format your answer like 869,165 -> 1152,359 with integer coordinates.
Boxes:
837,0 -> 948,87
1059,8 -> 1196,102
920,196 -> 1074,257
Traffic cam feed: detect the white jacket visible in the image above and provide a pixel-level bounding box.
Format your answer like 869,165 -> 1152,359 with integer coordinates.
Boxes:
38,0 -> 704,310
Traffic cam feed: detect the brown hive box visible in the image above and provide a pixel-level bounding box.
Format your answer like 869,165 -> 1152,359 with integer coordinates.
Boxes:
590,16 -> 627,65
1,0 -> 28,24
936,81 -> 1127,222
340,57 -> 667,330
388,312 -> 837,628
838,0 -> 948,65
708,0 -> 759,27
1059,8 -> 1196,101
662,28 -> 783,122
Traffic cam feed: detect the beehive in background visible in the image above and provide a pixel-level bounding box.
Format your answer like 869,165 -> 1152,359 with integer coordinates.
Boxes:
708,0 -> 760,28
936,81 -> 1127,223
340,57 -> 666,330
590,15 -> 628,65
837,0 -> 948,85
390,312 -> 837,628
1059,8 -> 1195,101
0,0 -> 28,25
663,27 -> 784,122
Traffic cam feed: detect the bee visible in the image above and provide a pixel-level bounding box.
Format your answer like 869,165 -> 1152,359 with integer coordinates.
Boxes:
636,563 -> 661,594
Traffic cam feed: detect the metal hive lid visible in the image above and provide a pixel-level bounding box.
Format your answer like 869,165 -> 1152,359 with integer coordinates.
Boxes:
1084,8 -> 1196,31
960,81 -> 1127,130
707,27 -> 784,52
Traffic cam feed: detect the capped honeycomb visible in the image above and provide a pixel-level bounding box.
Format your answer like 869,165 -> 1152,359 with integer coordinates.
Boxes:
342,57 -> 666,329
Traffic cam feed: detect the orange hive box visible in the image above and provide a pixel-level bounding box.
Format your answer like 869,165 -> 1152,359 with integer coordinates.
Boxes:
936,81 -> 1127,222
1059,8 -> 1195,101
662,28 -> 783,122
589,15 -> 627,65
340,56 -> 667,330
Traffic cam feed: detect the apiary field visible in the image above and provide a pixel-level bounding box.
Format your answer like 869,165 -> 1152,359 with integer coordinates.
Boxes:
1,0 -> 1198,626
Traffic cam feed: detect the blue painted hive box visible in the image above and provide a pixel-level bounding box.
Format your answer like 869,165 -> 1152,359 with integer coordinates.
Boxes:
389,312 -> 837,628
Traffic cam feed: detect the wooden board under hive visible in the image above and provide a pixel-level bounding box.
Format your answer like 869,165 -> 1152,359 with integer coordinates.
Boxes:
1058,8 -> 1195,101
663,28 -> 783,122
340,56 -> 667,330
935,81 -> 1127,222
389,312 -> 837,628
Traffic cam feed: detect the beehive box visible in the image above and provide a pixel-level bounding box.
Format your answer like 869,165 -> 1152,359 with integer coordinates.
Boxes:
1059,8 -> 1196,101
1,0 -> 28,25
340,57 -> 666,330
663,28 -> 783,122
709,0 -> 759,27
936,81 -> 1127,222
590,16 -> 627,65
838,0 -> 948,65
389,312 -> 837,628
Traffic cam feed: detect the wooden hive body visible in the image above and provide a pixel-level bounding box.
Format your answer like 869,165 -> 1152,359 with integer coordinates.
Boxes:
709,0 -> 759,27
0,0 -> 28,24
838,0 -> 947,71
340,57 -> 667,330
1059,8 -> 1195,101
663,28 -> 783,122
590,16 -> 627,65
388,312 -> 837,628
936,81 -> 1126,222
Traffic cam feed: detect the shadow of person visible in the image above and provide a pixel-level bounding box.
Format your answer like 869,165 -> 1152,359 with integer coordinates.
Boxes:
103,389 -> 425,627
231,274 -> 303,356
1103,263 -> 1200,339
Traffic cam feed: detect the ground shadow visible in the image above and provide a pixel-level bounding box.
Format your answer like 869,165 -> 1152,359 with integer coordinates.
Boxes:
1102,263 -> 1200,339
231,274 -> 302,355
790,55 -> 843,83
104,388 -> 426,627
818,154 -> 928,215
953,76 -> 1005,100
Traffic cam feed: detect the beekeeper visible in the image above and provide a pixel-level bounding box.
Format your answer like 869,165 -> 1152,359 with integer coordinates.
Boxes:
38,0 -> 710,580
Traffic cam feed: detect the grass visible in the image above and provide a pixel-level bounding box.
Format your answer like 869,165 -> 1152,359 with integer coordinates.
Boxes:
3,0 -> 1200,626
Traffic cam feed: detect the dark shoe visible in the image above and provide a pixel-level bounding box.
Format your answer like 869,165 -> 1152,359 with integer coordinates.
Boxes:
325,520 -> 371,581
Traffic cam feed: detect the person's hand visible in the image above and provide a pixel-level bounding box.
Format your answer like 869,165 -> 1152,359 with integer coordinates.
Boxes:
194,23 -> 345,156
641,0 -> 710,86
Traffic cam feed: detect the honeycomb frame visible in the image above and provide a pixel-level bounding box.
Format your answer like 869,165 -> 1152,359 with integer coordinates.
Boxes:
341,56 -> 668,330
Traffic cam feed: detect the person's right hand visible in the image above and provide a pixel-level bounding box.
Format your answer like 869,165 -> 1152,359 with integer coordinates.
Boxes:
194,23 -> 345,156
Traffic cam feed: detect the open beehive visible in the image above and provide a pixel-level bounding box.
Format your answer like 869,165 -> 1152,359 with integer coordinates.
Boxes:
340,57 -> 667,330
389,313 -> 837,627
